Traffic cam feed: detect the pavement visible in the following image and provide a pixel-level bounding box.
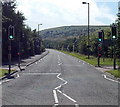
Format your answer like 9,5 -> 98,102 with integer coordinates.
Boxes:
1,49 -> 119,106
0,50 -> 49,80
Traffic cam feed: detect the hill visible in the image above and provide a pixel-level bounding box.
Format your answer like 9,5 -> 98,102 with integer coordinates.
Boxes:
40,25 -> 110,40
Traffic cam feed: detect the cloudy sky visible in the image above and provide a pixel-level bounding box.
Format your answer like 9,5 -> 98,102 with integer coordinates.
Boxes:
16,0 -> 119,30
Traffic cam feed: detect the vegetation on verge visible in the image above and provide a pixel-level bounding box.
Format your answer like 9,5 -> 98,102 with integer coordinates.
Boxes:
59,50 -> 118,66
106,70 -> 120,78
0,69 -> 15,77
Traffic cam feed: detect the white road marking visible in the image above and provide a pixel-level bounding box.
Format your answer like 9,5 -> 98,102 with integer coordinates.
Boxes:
17,74 -> 20,78
52,103 -> 59,107
58,63 -> 62,66
22,73 -> 60,75
103,74 -> 120,84
75,103 -> 79,107
54,73 -> 78,105
35,62 -> 37,64
57,89 -> 77,103
1,70 -> 78,105
0,79 -> 13,84
53,90 -> 59,104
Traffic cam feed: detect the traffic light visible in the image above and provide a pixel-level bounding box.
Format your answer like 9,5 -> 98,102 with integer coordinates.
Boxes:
111,26 -> 117,39
98,31 -> 103,42
8,25 -> 14,40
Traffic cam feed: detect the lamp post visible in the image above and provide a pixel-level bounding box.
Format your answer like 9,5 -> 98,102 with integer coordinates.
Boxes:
38,24 -> 42,54
82,2 -> 90,59
38,24 -> 42,37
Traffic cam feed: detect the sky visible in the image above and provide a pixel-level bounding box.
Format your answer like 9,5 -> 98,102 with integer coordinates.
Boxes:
16,0 -> 119,30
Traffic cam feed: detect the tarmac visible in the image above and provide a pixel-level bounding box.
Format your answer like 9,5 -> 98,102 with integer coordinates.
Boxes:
0,50 -> 120,83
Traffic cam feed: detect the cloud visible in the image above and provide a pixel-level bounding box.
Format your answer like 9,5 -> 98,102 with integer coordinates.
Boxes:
16,0 -> 117,30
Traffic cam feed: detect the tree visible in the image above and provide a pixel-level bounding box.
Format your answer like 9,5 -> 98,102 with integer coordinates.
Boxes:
2,0 -> 45,62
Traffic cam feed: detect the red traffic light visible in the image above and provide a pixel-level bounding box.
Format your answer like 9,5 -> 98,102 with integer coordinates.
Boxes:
17,52 -> 20,55
98,54 -> 101,57
98,47 -> 102,50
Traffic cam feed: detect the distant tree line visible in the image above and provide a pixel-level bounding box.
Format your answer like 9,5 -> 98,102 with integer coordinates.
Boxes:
44,26 -> 119,59
2,0 -> 45,63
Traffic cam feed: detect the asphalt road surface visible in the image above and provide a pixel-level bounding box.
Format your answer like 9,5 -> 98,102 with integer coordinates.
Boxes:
2,49 -> 119,106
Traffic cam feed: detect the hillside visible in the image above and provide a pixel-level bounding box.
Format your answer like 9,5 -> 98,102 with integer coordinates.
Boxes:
40,25 -> 110,40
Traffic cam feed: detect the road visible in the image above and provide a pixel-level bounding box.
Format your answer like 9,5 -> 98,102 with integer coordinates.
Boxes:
2,49 -> 118,106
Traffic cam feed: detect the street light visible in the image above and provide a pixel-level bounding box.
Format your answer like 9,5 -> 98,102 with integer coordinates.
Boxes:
82,2 -> 90,59
38,24 -> 42,37
38,24 -> 42,54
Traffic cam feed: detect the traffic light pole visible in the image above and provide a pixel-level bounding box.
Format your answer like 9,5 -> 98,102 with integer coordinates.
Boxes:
111,25 -> 117,70
113,39 -> 116,69
98,55 -> 100,67
8,40 -> 11,74
8,25 -> 14,74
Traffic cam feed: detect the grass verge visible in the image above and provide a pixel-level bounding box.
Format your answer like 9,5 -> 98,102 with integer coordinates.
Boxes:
59,50 -> 117,66
0,69 -> 15,77
106,70 -> 120,78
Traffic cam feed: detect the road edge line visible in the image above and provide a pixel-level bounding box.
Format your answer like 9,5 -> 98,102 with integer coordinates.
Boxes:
102,74 -> 120,83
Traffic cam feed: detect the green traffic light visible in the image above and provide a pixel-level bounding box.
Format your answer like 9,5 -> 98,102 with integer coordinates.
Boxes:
9,35 -> 13,39
112,35 -> 116,39
98,38 -> 102,42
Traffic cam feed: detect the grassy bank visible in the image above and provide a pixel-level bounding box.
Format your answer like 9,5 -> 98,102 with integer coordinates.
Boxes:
59,50 -> 117,66
106,70 -> 120,78
59,50 -> 120,78
0,69 -> 14,77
